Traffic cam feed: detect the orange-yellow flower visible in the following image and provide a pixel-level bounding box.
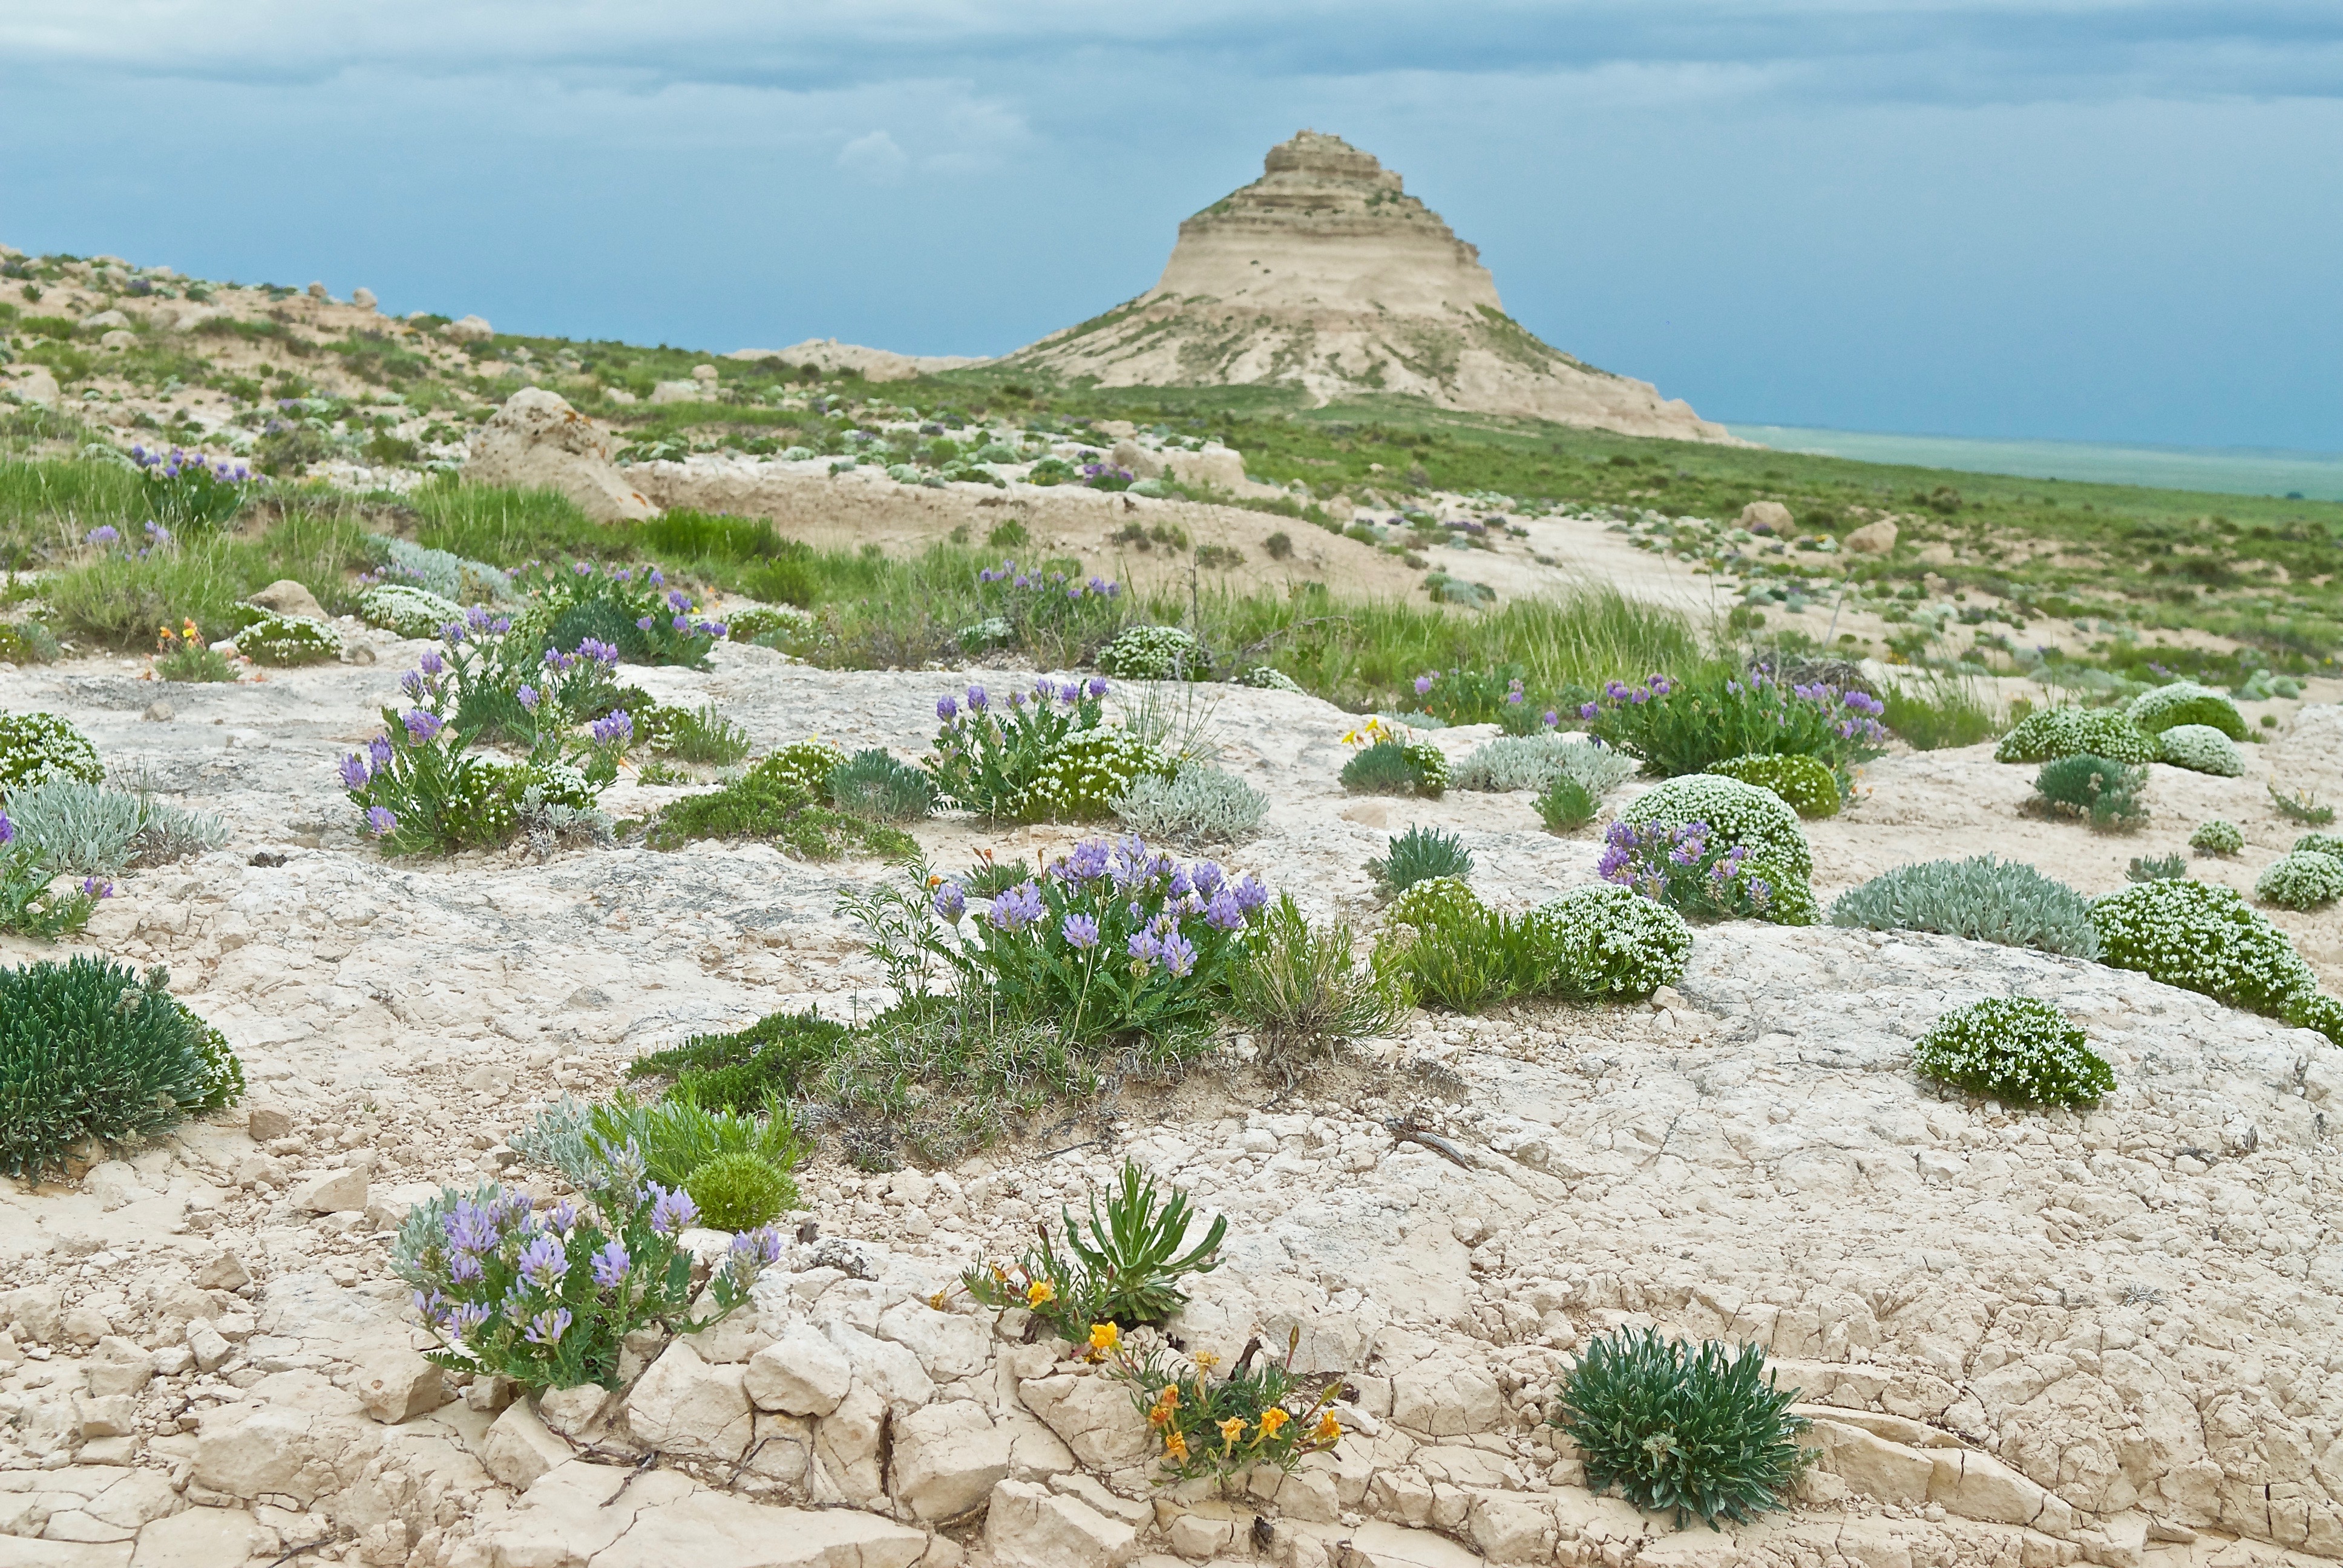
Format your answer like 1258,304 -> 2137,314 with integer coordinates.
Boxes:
1257,1408 -> 1291,1439
1026,1280 -> 1056,1307
1147,1386 -> 1179,1427
1193,1350 -> 1219,1371
928,1290 -> 949,1310
1312,1410 -> 1343,1444
989,1264 -> 1009,1283
1162,1428 -> 1188,1462
1088,1322 -> 1120,1356
1218,1416 -> 1248,1447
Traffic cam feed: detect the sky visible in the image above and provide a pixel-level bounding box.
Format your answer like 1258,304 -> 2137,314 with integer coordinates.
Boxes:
2,2 -> 2339,451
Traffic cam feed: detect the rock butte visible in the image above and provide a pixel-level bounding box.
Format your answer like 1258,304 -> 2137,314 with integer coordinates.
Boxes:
999,129 -> 1735,442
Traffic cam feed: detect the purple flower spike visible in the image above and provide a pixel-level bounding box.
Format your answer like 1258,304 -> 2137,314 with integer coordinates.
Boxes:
1160,931 -> 1198,978
1062,913 -> 1101,949
637,615 -> 656,631
936,694 -> 958,721
517,1232 -> 569,1288
988,881 -> 1046,932
1205,889 -> 1245,932
369,735 -> 394,770
524,1307 -> 573,1345
966,684 -> 988,711
402,710 -> 444,742
0,812 -> 12,846
339,753 -> 370,790
517,685 -> 539,711
1579,702 -> 1599,720
1231,874 -> 1268,912
591,1240 -> 630,1289
649,1184 -> 700,1236
365,806 -> 397,836
591,710 -> 634,746
1086,676 -> 1109,699
932,880 -> 968,921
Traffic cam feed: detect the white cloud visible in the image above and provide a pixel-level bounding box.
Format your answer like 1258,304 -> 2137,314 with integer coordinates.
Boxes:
837,129 -> 909,181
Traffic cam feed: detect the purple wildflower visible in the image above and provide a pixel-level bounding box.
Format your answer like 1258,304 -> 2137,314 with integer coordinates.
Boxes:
649,1184 -> 700,1236
517,1232 -> 568,1289
448,1302 -> 490,1339
444,1199 -> 499,1255
517,685 -> 539,711
591,1240 -> 629,1289
524,1307 -> 573,1345
339,753 -> 370,789
1087,676 -> 1110,698
1579,702 -> 1599,720
1231,874 -> 1269,912
1127,929 -> 1163,965
637,616 -> 656,631
989,881 -> 1046,932
966,684 -> 988,711
365,806 -> 397,836
577,638 -> 620,665
932,881 -> 967,921
1204,889 -> 1245,932
419,650 -> 445,675
0,812 -> 11,846
1415,675 -> 1434,697
936,694 -> 958,721
1160,931 -> 1198,978
590,710 -> 634,746
86,525 -> 120,546
1062,913 -> 1101,949
402,710 -> 444,742
82,878 -> 113,899
1062,840 -> 1112,883
369,735 -> 394,770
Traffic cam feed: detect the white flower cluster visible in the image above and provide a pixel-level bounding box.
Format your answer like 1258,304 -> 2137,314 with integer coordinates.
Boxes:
2089,878 -> 2316,1016
1527,884 -> 1693,999
2255,849 -> 2343,910
1619,773 -> 1812,878
2157,724 -> 2244,776
1096,625 -> 1213,681
361,583 -> 464,640
1994,705 -> 2157,764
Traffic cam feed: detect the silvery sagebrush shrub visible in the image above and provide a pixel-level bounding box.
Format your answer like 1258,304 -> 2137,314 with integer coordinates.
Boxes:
2088,879 -> 2338,1037
828,748 -> 938,822
339,609 -> 634,856
1828,855 -> 2100,958
1,957 -> 241,1180
1583,668 -> 1886,782
2030,754 -> 2147,831
1368,825 -> 1473,895
911,837 -> 1272,1044
2157,724 -> 2244,777
1994,705 -> 2156,765
1110,761 -> 1268,844
367,535 -> 519,604
1709,753 -> 1841,818
393,1144 -> 782,1393
0,809 -> 108,941
0,711 -> 104,792
234,610 -> 341,667
1453,733 -> 1634,795
1554,1327 -> 1812,1529
359,583 -> 464,640
2255,850 -> 2343,910
1097,624 -> 1213,681
1913,996 -> 2114,1108
1,778 -> 227,876
2190,819 -> 2244,856
2128,680 -> 2247,740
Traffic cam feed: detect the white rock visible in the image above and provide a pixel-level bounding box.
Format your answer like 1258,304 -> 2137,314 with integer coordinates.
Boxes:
248,578 -> 327,621
536,1381 -> 611,1438
890,1399 -> 1014,1521
444,314 -> 494,342
352,287 -> 378,310
79,309 -> 131,332
186,1321 -> 233,1373
191,1403 -> 380,1507
811,1382 -> 888,1507
876,1299 -> 992,1382
624,1341 -> 754,1462
1738,499 -> 1794,532
746,1323 -> 853,1416
292,1166 -> 369,1214
480,1399 -> 571,1491
465,387 -> 656,523
984,1478 -> 1138,1568
1017,1373 -> 1152,1468
1391,1359 -> 1504,1437
346,1340 -> 448,1424
826,1321 -> 935,1413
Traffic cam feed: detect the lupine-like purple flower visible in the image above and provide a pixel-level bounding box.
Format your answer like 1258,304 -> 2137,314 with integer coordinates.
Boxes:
727,1226 -> 783,1276
1062,913 -> 1101,949
591,1240 -> 630,1289
82,878 -> 114,900
448,1302 -> 491,1339
1160,931 -> 1198,978
419,650 -> 446,675
1415,675 -> 1434,696
932,880 -> 968,921
1204,889 -> 1245,932
448,1252 -> 484,1285
399,671 -> 427,701
936,694 -> 958,721
517,1232 -> 568,1288
649,1184 -> 700,1236
649,568 -> 664,587
1231,874 -> 1268,912
1542,710 -> 1560,729
1063,840 -> 1112,883
525,1307 -> 573,1345
86,525 -> 120,546
0,812 -> 13,846
966,684 -> 988,711
1579,702 -> 1600,720
989,881 -> 1045,932
637,615 -> 657,631
577,638 -> 620,665
516,685 -> 539,711
365,806 -> 397,836
591,710 -> 634,746
445,1199 -> 499,1255
1086,675 -> 1109,698
402,710 -> 444,742
369,735 -> 394,770
339,753 -> 370,789
1127,929 -> 1163,965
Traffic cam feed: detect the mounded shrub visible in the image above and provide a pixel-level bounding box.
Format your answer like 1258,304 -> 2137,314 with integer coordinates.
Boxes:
1453,734 -> 1634,796
1231,665 -> 1303,693
2190,819 -> 2244,856
1527,884 -> 1694,1000
0,711 -> 104,793
1827,855 -> 2100,958
2128,681 -> 2247,740
1018,730 -> 1174,821
1537,774 -> 1599,833
2,779 -> 228,876
1709,753 -> 1841,818
1,958 -> 243,1181
683,1151 -> 798,1231
2030,754 -> 2146,831
1340,740 -> 1449,799
624,1010 -> 852,1112
757,738 -> 851,799
2157,724 -> 2243,777
1384,875 -> 1481,933
1618,774 -> 1811,879
2088,879 -> 2324,1022
2255,851 -> 2343,910
2297,832 -> 2343,859
1095,624 -> 1211,681
825,749 -> 936,822
359,583 -> 464,640
1994,705 -> 2156,765
235,611 -> 341,667
1110,762 -> 1268,843
1913,997 -> 2113,1108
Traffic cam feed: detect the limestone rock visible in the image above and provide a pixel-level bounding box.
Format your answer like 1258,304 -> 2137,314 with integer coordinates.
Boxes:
984,1478 -> 1137,1568
346,1340 -> 448,1424
187,1321 -> 233,1373
1017,1373 -> 1152,1469
1344,1519 -> 1487,1568
465,388 -> 655,523
997,131 -> 1734,443
811,1382 -> 889,1507
1391,1359 -> 1503,1437
1108,440 -> 1162,481
467,1459 -> 928,1568
248,579 -> 327,621
1738,500 -> 1794,534
729,338 -> 983,383
352,287 -> 377,310
245,1104 -> 295,1142
192,1402 -> 379,1507
129,1506 -> 272,1567
1844,517 -> 1899,554
80,309 -> 131,332
100,328 -> 137,350
444,315 -> 493,342
874,1301 -> 992,1382
2,364 -> 62,407
480,1399 -> 571,1491
890,1400 -> 1013,1521
745,1324 -> 853,1416
537,1381 -> 611,1438
292,1166 -> 369,1214
650,380 -> 706,405
625,1341 -> 754,1462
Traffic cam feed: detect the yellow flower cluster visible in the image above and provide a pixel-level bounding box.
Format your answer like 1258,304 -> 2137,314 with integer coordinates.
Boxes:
1340,716 -> 1400,748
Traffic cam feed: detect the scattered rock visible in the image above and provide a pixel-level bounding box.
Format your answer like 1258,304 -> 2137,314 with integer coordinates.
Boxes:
480,1399 -> 571,1491
245,1104 -> 295,1142
1109,439 -> 1163,480
1739,500 -> 1794,533
79,309 -> 131,333
142,700 -> 174,722
1844,517 -> 1899,554
292,1166 -> 369,1214
536,1381 -> 611,1439
985,1477 -> 1138,1568
1018,1373 -> 1152,1468
465,388 -> 656,523
352,287 -> 378,310
890,1400 -> 1015,1521
247,578 -> 328,621
746,1324 -> 854,1416
624,1341 -> 755,1462
346,1340 -> 448,1424
444,315 -> 494,342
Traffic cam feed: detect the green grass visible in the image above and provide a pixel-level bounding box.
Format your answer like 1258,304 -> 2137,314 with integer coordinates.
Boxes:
36,505 -> 378,648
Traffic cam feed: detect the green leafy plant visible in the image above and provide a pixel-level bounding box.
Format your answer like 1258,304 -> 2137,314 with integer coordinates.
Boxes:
2190,819 -> 2244,856
2,779 -> 226,876
1827,855 -> 2100,957
520,558 -> 724,669
2128,680 -> 2246,739
2157,724 -> 2243,776
1104,1330 -> 1344,1480
2089,879 -> 2341,1039
152,618 -> 234,681
1225,893 -> 1406,1057
1368,825 -> 1473,895
2124,852 -> 2189,883
0,711 -> 104,792
1537,774 -> 1599,832
2269,783 -> 2336,826
641,703 -> 752,766
623,1011 -> 851,1113
647,757 -> 916,858
2256,850 -> 2343,910
1340,739 -> 1448,798
963,1160 -> 1228,1334
1375,880 -> 1692,1012
1994,705 -> 2156,765
1110,762 -> 1268,844
1585,668 -> 1886,782
234,610 -> 340,666
1554,1327 -> 1812,1530
1913,997 -> 2113,1107
1709,753 -> 1840,818
2030,754 -> 2146,831
1096,624 -> 1211,680
684,1151 -> 798,1231
825,748 -> 937,821
1,958 -> 241,1181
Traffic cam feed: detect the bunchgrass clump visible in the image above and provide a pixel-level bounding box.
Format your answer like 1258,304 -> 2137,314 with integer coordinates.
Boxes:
2255,850 -> 2343,911
2125,852 -> 2189,883
826,748 -> 937,822
1553,1327 -> 1812,1530
1376,880 -> 1692,1012
1368,825 -> 1473,896
1914,997 -> 2112,1108
2030,754 -> 2146,831
647,759 -> 917,858
1,959 -> 243,1181
2190,819 -> 2244,856
1536,774 -> 1599,832
1827,855 -> 2100,957
642,703 -> 752,766
1110,762 -> 1268,844
1226,895 -> 1405,1062
624,1010 -> 852,1112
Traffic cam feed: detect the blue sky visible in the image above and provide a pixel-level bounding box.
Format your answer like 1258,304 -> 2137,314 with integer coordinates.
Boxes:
4,2 -> 2338,449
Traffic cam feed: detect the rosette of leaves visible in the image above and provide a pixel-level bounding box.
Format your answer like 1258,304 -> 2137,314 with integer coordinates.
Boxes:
2157,724 -> 2244,777
360,583 -> 465,640
1709,753 -> 1840,818
1993,705 -> 2156,765
1368,825 -> 1473,895
1096,625 -> 1213,681
1340,740 -> 1449,799
1913,996 -> 2112,1108
2128,681 -> 2246,739
234,611 -> 341,667
1015,730 -> 1174,822
2255,850 -> 2343,910
1554,1327 -> 1812,1529
2189,819 -> 2244,856
0,711 -> 104,792
1,958 -> 243,1181
2125,853 -> 2187,883
1827,855 -> 2100,958
2088,879 -> 2336,1037
962,1160 -> 1227,1334
2031,754 -> 2147,831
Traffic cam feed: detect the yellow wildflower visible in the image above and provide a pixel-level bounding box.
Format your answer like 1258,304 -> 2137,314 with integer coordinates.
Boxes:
1312,1410 -> 1343,1444
989,1264 -> 1009,1283
1025,1280 -> 1056,1307
1147,1387 -> 1179,1426
1257,1408 -> 1290,1440
1193,1350 -> 1219,1371
1162,1428 -> 1188,1462
1087,1322 -> 1120,1356
928,1290 -> 948,1310
1218,1416 -> 1248,1448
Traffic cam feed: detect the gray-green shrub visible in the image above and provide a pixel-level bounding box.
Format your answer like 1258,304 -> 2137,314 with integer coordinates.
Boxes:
1452,734 -> 1633,795
1110,762 -> 1268,843
1827,855 -> 2100,958
2,779 -> 228,875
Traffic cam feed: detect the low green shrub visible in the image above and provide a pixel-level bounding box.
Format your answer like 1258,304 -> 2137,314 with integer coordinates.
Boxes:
1709,753 -> 1840,818
641,703 -> 752,766
2030,754 -> 2146,831
0,711 -> 103,792
1109,762 -> 1267,843
2157,724 -> 2243,776
2270,783 -> 2337,826
1340,740 -> 1448,798
234,611 -> 340,666
1537,775 -> 1599,832
1553,1327 -> 1812,1529
647,760 -> 916,858
1585,668 -> 1886,782
1994,705 -> 2156,764
1,958 -> 242,1181
1369,826 -> 1473,895
2256,851 -> 2343,910
2190,819 -> 2244,856
152,619 -> 234,682
826,749 -> 937,822
1375,878 -> 1692,1011
2128,680 -> 2246,739
2125,852 -> 2189,883
683,1151 -> 798,1231
2298,833 -> 2343,858
1018,730 -> 1174,822
1913,996 -> 2114,1108
1827,855 -> 2100,957
623,1011 -> 851,1112
1527,884 -> 1695,1000
1096,624 -> 1211,680
1617,773 -> 1812,880
2089,880 -> 2333,1031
